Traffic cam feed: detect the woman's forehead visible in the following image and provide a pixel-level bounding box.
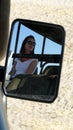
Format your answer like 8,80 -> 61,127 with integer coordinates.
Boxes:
27,37 -> 35,41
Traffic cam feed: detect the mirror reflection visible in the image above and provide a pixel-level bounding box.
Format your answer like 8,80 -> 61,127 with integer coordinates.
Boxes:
4,19 -> 65,103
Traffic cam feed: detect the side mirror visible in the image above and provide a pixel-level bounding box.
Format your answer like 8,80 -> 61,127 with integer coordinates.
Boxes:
2,19 -> 65,103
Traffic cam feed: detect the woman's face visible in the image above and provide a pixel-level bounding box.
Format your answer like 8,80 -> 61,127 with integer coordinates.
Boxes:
25,37 -> 35,53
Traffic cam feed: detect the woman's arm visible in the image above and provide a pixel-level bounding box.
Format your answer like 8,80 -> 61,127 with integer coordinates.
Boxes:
9,61 -> 17,76
25,60 -> 38,74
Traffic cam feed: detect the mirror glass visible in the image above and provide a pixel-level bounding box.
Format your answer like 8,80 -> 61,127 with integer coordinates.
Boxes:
3,19 -> 65,103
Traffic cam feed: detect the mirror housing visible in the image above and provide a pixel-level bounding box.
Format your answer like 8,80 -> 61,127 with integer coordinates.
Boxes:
2,19 -> 65,103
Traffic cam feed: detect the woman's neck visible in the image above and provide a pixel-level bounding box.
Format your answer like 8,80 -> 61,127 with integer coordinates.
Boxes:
24,50 -> 31,54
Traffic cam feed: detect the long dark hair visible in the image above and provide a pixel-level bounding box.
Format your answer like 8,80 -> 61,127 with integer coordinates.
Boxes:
20,35 -> 35,54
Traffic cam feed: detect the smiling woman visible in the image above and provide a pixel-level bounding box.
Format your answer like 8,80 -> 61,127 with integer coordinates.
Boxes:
9,35 -> 38,79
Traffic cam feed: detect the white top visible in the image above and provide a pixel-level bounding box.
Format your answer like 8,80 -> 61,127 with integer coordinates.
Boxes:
12,58 -> 38,78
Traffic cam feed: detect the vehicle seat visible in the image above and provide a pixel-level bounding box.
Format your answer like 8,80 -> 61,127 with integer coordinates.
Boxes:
42,66 -> 59,77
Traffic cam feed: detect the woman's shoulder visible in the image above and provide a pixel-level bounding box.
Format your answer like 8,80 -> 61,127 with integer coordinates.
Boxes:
30,58 -> 38,62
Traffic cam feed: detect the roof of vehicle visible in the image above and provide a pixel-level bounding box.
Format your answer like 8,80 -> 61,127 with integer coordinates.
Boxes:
14,19 -> 65,45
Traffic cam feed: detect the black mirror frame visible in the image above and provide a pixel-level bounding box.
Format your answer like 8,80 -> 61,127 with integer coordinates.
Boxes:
2,19 -> 65,103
